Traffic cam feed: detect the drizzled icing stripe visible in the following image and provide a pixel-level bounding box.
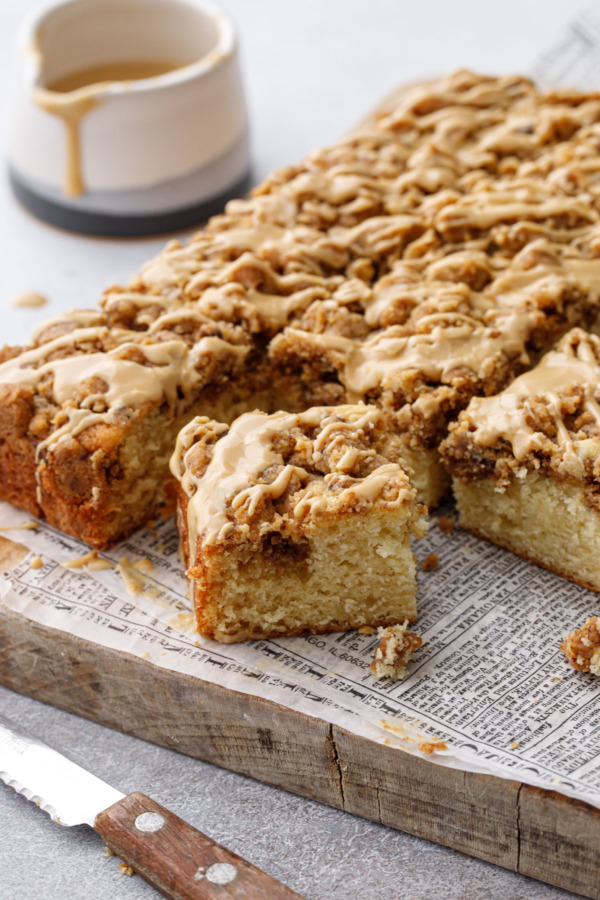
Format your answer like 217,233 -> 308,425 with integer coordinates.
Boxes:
171,406 -> 414,547
463,329 -> 600,473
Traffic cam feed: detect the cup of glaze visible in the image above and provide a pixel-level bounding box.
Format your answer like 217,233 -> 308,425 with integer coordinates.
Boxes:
8,0 -> 251,236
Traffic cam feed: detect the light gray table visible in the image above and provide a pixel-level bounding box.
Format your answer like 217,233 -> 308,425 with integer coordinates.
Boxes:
0,1 -> 585,897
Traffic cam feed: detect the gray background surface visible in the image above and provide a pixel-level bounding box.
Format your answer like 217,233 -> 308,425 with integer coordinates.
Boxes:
0,0 -> 586,897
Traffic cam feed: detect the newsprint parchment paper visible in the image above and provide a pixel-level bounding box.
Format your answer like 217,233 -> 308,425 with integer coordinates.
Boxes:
3,13 -> 600,809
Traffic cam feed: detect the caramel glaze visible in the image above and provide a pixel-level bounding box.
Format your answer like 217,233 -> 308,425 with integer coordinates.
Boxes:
34,59 -> 182,197
33,89 -> 99,196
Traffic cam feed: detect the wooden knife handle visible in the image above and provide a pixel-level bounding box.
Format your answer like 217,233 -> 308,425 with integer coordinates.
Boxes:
94,792 -> 304,900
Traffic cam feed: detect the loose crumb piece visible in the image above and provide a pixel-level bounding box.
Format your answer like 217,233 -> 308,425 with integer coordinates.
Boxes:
438,515 -> 455,535
118,863 -> 135,877
421,553 -> 439,571
29,555 -> 43,569
371,622 -> 422,680
561,618 -> 600,675
105,847 -> 115,857
418,739 -> 448,755
139,651 -> 151,660
511,741 -> 519,749
358,625 -> 375,635
12,290 -> 47,308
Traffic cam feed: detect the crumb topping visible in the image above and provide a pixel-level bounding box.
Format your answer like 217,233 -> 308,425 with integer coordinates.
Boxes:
442,328 -> 600,489
561,617 -> 600,674
171,405 -> 425,546
370,621 -> 423,680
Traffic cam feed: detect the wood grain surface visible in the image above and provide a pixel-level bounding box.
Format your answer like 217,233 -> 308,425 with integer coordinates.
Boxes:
95,791 -> 304,900
0,602 -> 599,899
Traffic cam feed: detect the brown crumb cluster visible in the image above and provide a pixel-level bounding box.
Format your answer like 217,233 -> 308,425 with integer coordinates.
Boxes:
421,553 -> 439,571
418,739 -> 448,755
438,515 -> 455,534
561,617 -> 600,674
370,622 -> 423,680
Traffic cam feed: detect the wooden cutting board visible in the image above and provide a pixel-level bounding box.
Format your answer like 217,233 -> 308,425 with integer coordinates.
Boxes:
1,593 -> 600,899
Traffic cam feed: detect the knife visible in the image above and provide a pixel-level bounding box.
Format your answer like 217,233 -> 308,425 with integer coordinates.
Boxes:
0,713 -> 304,899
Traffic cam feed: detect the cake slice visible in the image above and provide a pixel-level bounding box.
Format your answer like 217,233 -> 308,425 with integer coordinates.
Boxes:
171,405 -> 427,642
441,328 -> 600,592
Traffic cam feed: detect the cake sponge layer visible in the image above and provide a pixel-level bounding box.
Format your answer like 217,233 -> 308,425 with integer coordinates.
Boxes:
172,404 -> 427,641
453,472 -> 600,593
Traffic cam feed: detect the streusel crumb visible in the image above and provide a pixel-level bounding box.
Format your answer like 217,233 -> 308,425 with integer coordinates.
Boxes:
561,618 -> 600,675
421,553 -> 439,571
370,622 -> 422,680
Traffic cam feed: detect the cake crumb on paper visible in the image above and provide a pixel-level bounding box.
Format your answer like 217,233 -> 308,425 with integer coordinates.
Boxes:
438,515 -> 455,535
29,555 -> 43,569
421,553 -> 439,571
511,741 -> 519,749
119,863 -> 135,877
371,623 -> 422,681
418,739 -> 448,755
358,625 -> 375,635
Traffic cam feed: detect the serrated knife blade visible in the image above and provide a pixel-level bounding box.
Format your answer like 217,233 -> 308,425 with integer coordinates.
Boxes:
0,712 -> 303,899
0,713 -> 124,826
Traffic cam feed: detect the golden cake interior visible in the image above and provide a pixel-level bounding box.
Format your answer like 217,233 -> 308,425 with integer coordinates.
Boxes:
171,405 -> 427,642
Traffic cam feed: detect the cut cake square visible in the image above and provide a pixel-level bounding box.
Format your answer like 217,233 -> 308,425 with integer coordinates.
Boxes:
171,404 -> 427,642
441,328 -> 600,592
